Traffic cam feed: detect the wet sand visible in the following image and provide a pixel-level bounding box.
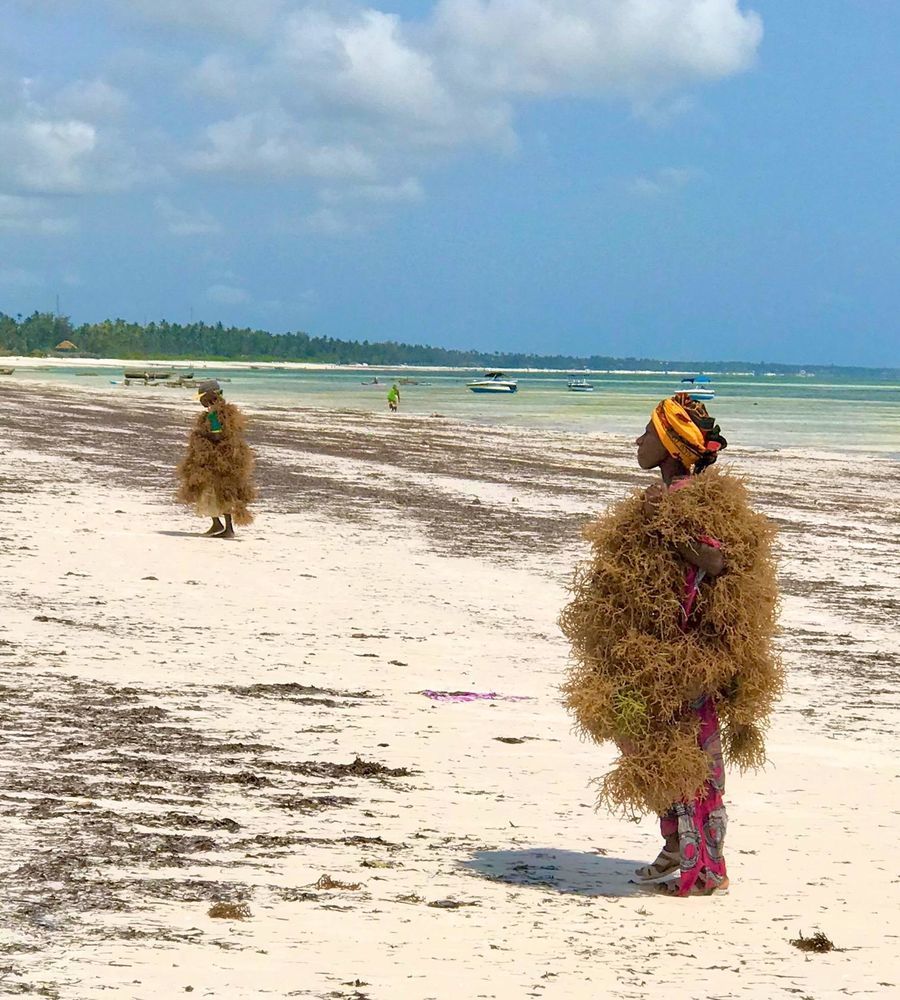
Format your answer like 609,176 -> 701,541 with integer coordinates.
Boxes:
0,381 -> 897,998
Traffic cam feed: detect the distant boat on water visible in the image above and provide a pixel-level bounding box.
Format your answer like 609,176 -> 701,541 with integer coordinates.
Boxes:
122,367 -> 194,382
0,367 -> 15,376
567,378 -> 594,392
123,367 -> 175,380
467,371 -> 518,394
680,375 -> 715,402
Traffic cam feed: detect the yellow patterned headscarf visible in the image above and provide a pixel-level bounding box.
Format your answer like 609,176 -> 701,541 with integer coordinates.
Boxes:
651,396 -> 710,469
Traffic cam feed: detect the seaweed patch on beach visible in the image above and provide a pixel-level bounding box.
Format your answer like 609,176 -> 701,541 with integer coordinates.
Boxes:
790,931 -> 836,953
0,663 -> 418,971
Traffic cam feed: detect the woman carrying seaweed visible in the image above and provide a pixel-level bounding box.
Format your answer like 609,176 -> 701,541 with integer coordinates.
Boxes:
560,394 -> 781,897
176,379 -> 256,538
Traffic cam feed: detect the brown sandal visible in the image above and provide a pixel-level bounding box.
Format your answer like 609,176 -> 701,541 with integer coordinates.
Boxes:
633,848 -> 680,882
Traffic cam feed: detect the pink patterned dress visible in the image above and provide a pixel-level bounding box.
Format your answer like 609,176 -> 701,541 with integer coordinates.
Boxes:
659,485 -> 729,895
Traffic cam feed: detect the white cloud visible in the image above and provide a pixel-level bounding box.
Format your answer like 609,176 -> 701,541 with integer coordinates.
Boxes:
188,53 -> 246,102
0,118 -> 97,194
320,177 -> 424,205
205,283 -> 250,305
0,77 -> 149,195
186,109 -> 378,181
9,2 -> 763,216
433,0 -> 762,97
176,1 -> 759,194
628,166 -> 703,197
0,194 -> 77,235
278,9 -> 446,122
53,78 -> 130,120
155,196 -> 222,236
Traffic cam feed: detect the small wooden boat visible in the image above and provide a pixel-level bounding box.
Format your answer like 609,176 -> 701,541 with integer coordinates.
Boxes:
122,367 -> 194,382
567,378 -> 594,392
123,368 -> 174,380
0,367 -> 15,376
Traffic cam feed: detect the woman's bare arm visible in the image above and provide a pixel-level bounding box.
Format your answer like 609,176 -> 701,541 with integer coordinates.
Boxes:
675,540 -> 725,577
642,484 -> 725,576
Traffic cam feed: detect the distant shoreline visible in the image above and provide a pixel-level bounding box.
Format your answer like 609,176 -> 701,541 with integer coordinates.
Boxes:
0,355 -> 855,378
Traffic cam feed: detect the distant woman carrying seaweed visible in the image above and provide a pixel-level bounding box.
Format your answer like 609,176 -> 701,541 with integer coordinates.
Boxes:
560,393 -> 782,896
176,379 -> 256,539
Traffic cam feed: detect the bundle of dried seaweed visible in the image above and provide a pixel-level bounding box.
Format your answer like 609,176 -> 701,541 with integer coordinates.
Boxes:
175,401 -> 256,525
560,469 -> 782,816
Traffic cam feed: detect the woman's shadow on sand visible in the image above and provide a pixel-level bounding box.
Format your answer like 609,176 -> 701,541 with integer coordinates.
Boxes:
461,848 -> 649,897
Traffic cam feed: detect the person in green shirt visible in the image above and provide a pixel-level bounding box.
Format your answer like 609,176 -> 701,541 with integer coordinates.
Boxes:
387,383 -> 400,412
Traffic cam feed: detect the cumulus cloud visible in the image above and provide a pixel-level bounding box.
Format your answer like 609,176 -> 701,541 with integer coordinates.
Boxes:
155,196 -> 222,236
53,78 -> 130,120
188,53 -> 246,102
205,283 -> 250,305
432,0 -> 762,97
0,76 -> 148,195
175,1 -> 759,192
0,194 -> 77,235
278,9 -> 448,123
9,2 -> 764,217
0,117 -> 97,194
187,109 -> 378,181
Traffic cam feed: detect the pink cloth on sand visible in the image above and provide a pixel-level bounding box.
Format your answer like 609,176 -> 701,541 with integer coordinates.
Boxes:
419,690 -> 531,703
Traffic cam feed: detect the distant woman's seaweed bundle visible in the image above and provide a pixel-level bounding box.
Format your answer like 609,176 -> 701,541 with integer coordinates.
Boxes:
176,400 -> 256,525
559,469 -> 783,817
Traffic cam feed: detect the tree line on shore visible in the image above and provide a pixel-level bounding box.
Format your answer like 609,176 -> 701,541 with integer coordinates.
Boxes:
0,311 -> 893,377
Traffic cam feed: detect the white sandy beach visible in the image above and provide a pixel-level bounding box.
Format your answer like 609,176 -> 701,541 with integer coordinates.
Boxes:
0,381 -> 898,999
0,355 -> 753,377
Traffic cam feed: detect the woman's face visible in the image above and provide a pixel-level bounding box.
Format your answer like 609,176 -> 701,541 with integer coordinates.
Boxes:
635,422 -> 668,470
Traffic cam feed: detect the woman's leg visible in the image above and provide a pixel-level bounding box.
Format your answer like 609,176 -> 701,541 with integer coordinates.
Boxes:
633,812 -> 680,881
666,699 -> 729,895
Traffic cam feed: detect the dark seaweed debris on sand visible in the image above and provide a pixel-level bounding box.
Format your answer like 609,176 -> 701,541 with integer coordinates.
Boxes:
225,682 -> 373,706
0,663 -> 417,975
289,758 -> 414,779
208,901 -> 252,920
790,931 -> 836,953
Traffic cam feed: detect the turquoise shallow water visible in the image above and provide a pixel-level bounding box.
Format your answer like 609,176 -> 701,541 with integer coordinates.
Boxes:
10,365 -> 900,457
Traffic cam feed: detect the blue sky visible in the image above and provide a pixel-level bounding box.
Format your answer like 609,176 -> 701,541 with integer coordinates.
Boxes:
1,1 -> 897,364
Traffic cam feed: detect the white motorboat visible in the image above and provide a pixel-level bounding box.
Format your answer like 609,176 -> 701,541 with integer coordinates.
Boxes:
680,376 -> 715,402
467,371 -> 518,393
567,378 -> 594,392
